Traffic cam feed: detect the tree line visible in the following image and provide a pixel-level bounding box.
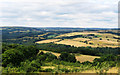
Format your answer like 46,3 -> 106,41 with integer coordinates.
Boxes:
36,43 -> 120,56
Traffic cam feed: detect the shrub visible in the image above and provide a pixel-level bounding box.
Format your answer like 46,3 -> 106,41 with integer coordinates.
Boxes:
2,49 -> 24,66
59,52 -> 76,63
82,61 -> 92,65
60,68 -> 70,73
99,38 -> 102,40
44,68 -> 53,72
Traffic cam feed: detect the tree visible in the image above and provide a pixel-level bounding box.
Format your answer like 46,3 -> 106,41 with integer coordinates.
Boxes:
2,49 -> 24,66
93,54 -> 118,62
94,62 -> 110,75
84,41 -> 88,44
59,52 -> 76,63
26,60 -> 41,72
37,52 -> 57,62
99,38 -> 102,40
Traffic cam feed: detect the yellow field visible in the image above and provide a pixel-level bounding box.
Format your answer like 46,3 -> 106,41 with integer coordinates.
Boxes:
41,66 -> 118,73
36,39 -> 61,44
76,55 -> 100,63
42,66 -> 55,69
54,31 -> 119,47
72,38 -> 90,41
81,67 -> 118,73
55,32 -> 97,38
39,50 -> 99,62
9,30 -> 30,33
38,33 -> 49,37
39,50 -> 60,57
55,31 -> 119,38
55,39 -> 93,47
36,31 -> 119,47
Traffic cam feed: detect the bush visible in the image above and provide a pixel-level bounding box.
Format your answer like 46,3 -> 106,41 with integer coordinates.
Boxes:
37,52 -> 57,62
93,54 -> 118,67
60,68 -> 70,73
82,61 -> 92,65
44,68 -> 53,72
26,66 -> 37,72
20,60 -> 41,72
93,54 -> 118,62
59,52 -> 76,63
2,49 -> 24,66
76,61 -> 80,63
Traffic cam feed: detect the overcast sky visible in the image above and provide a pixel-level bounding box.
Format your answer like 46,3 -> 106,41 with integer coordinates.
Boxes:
0,0 -> 119,28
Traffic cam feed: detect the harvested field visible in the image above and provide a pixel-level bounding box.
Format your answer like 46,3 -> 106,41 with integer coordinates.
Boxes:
36,31 -> 119,48
76,55 -> 100,63
55,39 -> 92,47
42,66 -> 55,69
55,39 -> 94,47
36,39 -> 60,44
39,50 -> 60,57
39,50 -> 100,62
81,67 -> 118,73
55,31 -> 118,38
55,32 -> 99,38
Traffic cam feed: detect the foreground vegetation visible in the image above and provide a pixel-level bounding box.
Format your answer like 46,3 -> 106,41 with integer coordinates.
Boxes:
2,44 -> 120,74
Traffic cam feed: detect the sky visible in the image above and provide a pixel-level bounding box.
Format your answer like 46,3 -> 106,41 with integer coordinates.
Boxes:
0,0 -> 119,28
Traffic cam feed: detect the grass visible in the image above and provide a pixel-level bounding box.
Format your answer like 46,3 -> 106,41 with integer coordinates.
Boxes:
76,55 -> 100,63
95,35 -> 102,37
55,39 -> 93,47
41,61 -> 118,73
47,34 -> 58,38
81,67 -> 118,73
39,50 -> 60,57
55,31 -> 119,48
36,31 -> 119,48
39,50 -> 100,62
36,39 -> 61,44
35,30 -> 119,48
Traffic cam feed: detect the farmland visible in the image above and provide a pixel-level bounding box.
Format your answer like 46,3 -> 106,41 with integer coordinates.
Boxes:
2,27 -> 119,48
36,39 -> 61,44
36,31 -> 119,48
1,27 -> 120,74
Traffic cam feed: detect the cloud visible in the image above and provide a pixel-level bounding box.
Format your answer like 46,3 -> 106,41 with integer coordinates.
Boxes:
0,0 -> 119,28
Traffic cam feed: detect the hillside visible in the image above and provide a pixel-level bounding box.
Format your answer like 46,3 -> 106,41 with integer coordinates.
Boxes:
36,31 -> 119,48
39,50 -> 100,63
2,27 -> 120,74
2,27 -> 119,48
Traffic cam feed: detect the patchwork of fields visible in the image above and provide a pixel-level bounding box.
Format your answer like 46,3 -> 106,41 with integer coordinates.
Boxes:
36,31 -> 119,48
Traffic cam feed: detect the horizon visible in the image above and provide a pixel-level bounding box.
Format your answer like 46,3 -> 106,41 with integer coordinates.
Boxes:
0,26 -> 119,29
